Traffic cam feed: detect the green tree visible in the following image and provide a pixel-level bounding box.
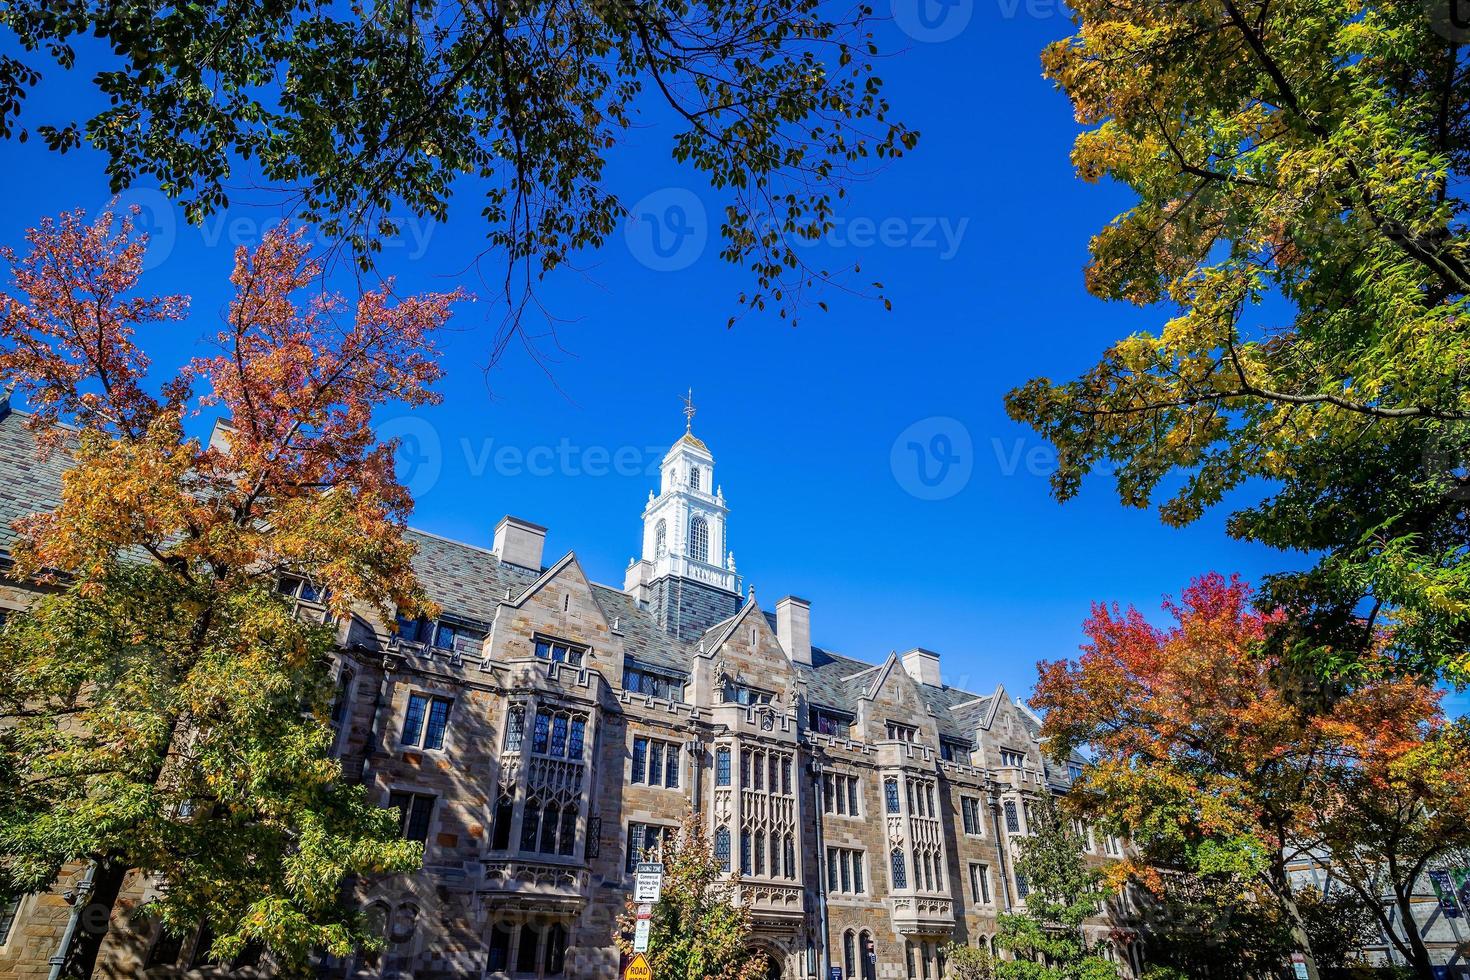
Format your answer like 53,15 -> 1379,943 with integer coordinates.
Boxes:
0,207 -> 458,974
613,812 -> 767,980
1131,871 -> 1295,979
941,941 -> 996,980
994,795 -> 1119,980
0,0 -> 916,325
1004,0 -> 1470,685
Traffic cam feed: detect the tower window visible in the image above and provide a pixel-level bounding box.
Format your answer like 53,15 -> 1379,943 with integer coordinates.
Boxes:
654,519 -> 667,558
689,466 -> 702,490
688,516 -> 709,563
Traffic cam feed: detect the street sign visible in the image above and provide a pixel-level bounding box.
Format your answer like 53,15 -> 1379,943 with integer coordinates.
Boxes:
1429,870 -> 1462,918
829,968 -> 844,980
636,903 -> 653,920
633,918 -> 651,953
1291,953 -> 1308,979
625,952 -> 652,980
634,862 -> 664,904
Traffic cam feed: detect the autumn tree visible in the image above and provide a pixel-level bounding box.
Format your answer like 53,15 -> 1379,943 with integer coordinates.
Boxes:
0,206 -> 461,974
0,0 -> 916,327
613,812 -> 767,980
993,794 -> 1119,980
1035,573 -> 1470,980
941,942 -> 995,980
1130,872 -> 1296,979
1005,0 -> 1470,685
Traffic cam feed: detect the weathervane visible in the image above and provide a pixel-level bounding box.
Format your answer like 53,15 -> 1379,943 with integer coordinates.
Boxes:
682,388 -> 696,431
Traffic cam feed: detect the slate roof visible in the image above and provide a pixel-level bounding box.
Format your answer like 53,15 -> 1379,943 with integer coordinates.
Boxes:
0,405 -> 71,558
404,529 -> 538,627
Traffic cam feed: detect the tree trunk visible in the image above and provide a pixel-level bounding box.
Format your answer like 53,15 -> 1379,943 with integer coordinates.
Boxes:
1268,858 -> 1322,980
1392,883 -> 1437,980
62,855 -> 128,978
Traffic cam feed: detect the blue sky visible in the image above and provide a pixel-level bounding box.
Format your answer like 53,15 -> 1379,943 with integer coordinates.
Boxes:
4,3 -> 1460,716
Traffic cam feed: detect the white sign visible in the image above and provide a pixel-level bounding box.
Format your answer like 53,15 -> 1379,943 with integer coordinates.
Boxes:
633,918 -> 651,953
636,904 -> 653,920
634,862 -> 664,903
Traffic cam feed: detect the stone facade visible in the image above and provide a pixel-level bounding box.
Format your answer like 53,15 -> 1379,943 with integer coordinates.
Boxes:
0,407 -> 1139,979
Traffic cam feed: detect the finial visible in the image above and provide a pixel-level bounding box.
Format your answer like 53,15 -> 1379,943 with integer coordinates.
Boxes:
682,387 -> 697,431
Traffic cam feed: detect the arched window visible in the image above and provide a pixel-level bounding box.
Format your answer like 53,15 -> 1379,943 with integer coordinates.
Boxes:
520,802 -> 541,851
844,931 -> 856,978
688,516 -> 709,563
885,778 -> 900,814
741,830 -> 752,874
689,466 -> 702,490
714,826 -> 731,872
654,519 -> 667,558
558,806 -> 577,856
359,902 -> 390,969
490,792 -> 514,850
890,848 -> 907,889
544,923 -> 568,976
860,931 -> 876,980
540,802 -> 561,853
1004,800 -> 1020,833
330,668 -> 354,730
716,747 -> 731,786
905,941 -> 917,980
504,705 -> 525,752
389,903 -> 418,944
515,923 -> 539,974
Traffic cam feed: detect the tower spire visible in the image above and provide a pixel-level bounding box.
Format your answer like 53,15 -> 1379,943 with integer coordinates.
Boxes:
682,387 -> 697,431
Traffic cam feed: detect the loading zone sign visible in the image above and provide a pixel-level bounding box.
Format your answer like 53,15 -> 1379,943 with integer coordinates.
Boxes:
635,862 -> 664,903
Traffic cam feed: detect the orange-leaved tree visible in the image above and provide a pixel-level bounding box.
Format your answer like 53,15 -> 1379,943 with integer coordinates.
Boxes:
0,206 -> 462,975
1033,573 -> 1468,980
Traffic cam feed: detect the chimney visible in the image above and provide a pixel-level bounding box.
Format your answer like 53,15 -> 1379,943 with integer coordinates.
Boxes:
776,596 -> 812,666
900,648 -> 941,687
493,516 -> 547,571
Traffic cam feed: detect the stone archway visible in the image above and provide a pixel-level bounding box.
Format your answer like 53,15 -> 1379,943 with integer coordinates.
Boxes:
747,941 -> 790,980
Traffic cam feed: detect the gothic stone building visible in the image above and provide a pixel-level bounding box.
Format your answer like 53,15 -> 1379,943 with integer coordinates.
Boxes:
0,406 -> 1139,979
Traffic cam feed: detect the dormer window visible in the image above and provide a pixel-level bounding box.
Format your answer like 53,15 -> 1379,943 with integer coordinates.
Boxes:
885,721 -> 918,743
940,739 -> 972,763
1000,748 -> 1026,768
721,680 -> 772,706
809,708 -> 853,738
279,575 -> 327,604
534,636 -> 586,666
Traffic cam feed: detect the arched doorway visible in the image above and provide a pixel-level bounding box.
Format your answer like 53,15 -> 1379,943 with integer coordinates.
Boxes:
748,942 -> 786,980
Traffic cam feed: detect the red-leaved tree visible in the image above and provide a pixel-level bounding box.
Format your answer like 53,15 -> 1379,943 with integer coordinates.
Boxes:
1034,573 -> 1470,980
0,206 -> 462,973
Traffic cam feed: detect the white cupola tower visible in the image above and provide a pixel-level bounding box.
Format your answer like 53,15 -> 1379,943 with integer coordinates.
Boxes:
625,392 -> 741,638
